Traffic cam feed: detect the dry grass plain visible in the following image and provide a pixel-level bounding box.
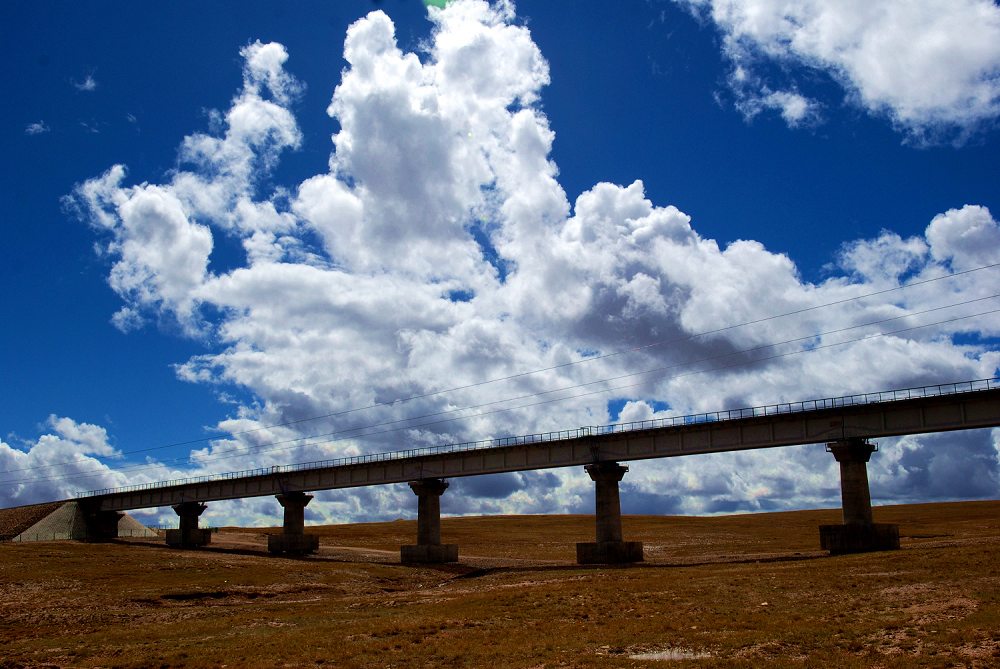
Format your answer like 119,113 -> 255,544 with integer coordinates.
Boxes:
1,501 -> 998,668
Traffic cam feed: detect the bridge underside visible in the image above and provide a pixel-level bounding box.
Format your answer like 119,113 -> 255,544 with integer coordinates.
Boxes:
87,387 -> 1000,514
47,384 -> 1000,561
71,436 -> 904,562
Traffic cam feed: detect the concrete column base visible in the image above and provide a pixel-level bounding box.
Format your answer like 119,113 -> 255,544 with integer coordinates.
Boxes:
169,501 -> 209,548
165,528 -> 212,548
401,544 -> 459,564
819,523 -> 899,554
576,541 -> 644,564
267,533 -> 319,554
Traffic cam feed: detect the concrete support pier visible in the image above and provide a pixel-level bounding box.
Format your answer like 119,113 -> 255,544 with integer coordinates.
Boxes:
401,478 -> 458,563
577,462 -> 644,564
819,439 -> 899,554
268,492 -> 320,554
81,505 -> 123,541
166,501 -> 211,548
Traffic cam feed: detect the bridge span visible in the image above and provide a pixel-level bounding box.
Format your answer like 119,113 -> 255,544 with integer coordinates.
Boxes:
73,379 -> 1000,562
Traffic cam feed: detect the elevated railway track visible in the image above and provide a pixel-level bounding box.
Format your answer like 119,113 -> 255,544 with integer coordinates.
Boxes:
36,379 -> 1000,561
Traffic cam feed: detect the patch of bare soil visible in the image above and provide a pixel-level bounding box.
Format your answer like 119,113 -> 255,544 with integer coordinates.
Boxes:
1,500 -> 998,668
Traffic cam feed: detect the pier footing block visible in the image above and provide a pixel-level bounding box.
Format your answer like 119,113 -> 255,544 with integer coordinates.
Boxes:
819,523 -> 899,554
576,541 -> 644,564
268,533 -> 320,554
165,528 -> 212,548
400,544 -> 459,564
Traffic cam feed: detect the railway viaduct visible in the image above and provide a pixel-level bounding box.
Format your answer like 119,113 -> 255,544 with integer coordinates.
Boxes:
72,379 -> 1000,563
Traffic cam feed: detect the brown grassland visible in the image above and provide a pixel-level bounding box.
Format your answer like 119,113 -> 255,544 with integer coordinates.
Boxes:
1,501 -> 999,668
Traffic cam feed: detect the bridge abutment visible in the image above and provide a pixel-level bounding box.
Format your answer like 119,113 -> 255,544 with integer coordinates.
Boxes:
819,439 -> 899,554
577,462 -> 644,564
166,501 -> 211,548
401,478 -> 458,563
268,492 -> 319,554
80,504 -> 123,541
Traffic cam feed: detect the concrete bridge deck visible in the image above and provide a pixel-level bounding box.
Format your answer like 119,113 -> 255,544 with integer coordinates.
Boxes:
54,378 -> 1000,561
79,379 -> 1000,512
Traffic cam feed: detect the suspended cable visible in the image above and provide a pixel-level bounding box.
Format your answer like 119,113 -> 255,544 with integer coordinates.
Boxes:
6,298 -> 997,488
4,261 -> 997,476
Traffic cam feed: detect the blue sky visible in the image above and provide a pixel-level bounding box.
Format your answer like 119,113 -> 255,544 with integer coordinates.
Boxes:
2,0 -> 999,524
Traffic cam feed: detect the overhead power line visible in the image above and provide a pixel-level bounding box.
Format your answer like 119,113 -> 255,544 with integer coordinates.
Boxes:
5,297 -> 997,488
4,260 -> 997,478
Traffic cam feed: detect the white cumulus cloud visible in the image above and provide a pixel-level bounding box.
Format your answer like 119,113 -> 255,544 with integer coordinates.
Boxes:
74,74 -> 98,92
52,0 -> 1000,526
25,121 -> 50,135
0,417 -> 124,507
677,0 -> 1000,141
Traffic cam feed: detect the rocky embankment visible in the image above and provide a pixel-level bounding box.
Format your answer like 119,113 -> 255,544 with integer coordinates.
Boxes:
0,501 -> 64,540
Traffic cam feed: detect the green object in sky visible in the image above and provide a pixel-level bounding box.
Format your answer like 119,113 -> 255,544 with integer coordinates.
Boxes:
423,0 -> 450,8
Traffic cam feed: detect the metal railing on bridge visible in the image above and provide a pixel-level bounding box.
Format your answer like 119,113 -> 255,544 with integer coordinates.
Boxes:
77,377 -> 998,499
